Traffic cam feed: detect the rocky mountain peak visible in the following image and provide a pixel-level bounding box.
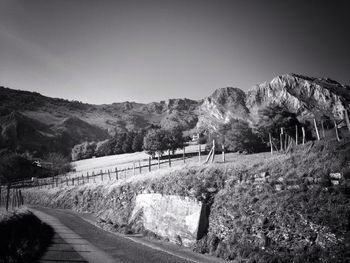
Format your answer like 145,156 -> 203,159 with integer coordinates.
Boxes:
247,73 -> 350,121
207,87 -> 246,106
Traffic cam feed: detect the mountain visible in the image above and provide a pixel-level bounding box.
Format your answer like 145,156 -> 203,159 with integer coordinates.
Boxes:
247,73 -> 350,122
196,87 -> 249,131
0,73 -> 349,157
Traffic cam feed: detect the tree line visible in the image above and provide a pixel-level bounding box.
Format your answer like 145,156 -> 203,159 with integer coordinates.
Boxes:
71,127 -> 187,161
211,104 -> 327,153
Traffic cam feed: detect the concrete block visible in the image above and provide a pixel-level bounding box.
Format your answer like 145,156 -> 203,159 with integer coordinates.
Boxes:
130,193 -> 204,247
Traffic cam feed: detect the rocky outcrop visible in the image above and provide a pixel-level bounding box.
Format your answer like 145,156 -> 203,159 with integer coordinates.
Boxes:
196,87 -> 250,131
246,73 -> 350,122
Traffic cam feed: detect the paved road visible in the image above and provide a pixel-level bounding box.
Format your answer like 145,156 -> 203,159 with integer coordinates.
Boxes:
31,207 -> 223,263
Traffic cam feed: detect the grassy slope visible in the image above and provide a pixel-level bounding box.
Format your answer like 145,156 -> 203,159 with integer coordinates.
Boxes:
69,143 -> 205,175
24,140 -> 350,262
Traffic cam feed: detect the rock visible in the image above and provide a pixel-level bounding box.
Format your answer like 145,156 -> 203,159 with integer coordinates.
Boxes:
275,184 -> 282,191
330,173 -> 342,179
206,187 -> 217,193
304,177 -> 314,183
287,185 -> 300,190
331,180 -> 339,186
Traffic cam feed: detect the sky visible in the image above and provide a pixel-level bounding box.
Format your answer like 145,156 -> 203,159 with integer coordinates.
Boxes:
0,0 -> 349,104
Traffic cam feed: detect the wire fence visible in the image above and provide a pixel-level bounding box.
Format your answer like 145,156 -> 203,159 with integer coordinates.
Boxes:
9,149 -> 212,191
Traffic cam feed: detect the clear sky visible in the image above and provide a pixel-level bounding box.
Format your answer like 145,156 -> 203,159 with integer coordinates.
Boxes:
0,0 -> 349,104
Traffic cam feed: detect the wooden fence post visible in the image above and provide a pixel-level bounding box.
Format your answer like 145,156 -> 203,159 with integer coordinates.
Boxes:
124,168 -> 127,179
314,118 -> 320,140
158,155 -> 160,170
168,150 -> 171,167
12,188 -> 15,209
183,148 -> 186,163
149,157 -> 151,172
280,128 -> 284,151
16,189 -> 19,208
321,120 -> 325,138
211,140 -> 215,163
198,144 -> 201,162
269,133 -> 273,155
19,190 -> 23,206
108,169 -> 111,180
100,169 -> 103,182
302,127 -> 306,144
334,120 -> 340,142
92,171 -> 96,183
6,185 -> 10,211
222,144 -> 225,163
115,167 -> 118,180
139,160 -> 142,174
133,163 -> 135,176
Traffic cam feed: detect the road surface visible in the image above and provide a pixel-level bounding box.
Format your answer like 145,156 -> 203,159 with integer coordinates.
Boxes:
30,207 -> 223,263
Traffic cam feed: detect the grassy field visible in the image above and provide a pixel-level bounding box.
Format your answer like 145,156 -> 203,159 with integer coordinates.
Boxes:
70,143 -> 206,173
40,144 -> 277,187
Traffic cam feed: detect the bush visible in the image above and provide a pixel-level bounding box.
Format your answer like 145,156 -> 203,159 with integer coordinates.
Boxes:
0,153 -> 46,183
43,152 -> 72,175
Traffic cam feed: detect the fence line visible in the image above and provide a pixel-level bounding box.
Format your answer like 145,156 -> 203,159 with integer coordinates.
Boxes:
0,185 -> 24,211
10,150 -> 210,190
4,117 -> 350,193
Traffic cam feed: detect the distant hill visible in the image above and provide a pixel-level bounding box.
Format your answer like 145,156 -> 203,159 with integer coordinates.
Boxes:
0,73 -> 349,157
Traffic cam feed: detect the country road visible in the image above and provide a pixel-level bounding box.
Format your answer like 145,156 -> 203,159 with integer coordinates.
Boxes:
30,207 -> 224,263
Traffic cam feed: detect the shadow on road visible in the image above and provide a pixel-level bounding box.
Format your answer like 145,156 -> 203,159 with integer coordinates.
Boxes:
0,211 -> 54,263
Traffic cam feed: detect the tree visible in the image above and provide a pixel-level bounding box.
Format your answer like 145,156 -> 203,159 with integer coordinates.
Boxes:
256,104 -> 301,141
44,152 -> 72,175
122,132 -> 134,153
132,130 -> 146,152
164,127 -> 185,154
71,141 -> 96,161
219,119 -> 265,153
143,129 -> 167,156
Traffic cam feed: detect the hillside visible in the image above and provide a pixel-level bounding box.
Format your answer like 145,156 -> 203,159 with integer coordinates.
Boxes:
23,139 -> 350,262
0,73 -> 349,157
